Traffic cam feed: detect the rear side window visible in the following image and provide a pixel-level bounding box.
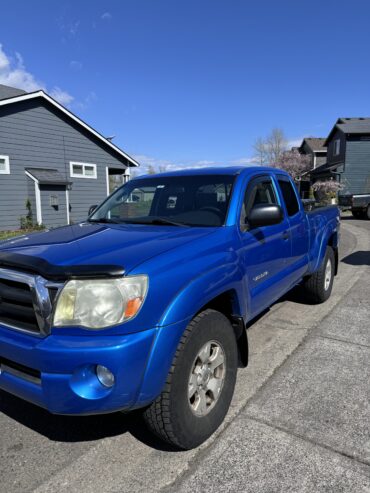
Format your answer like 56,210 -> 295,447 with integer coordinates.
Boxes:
278,179 -> 299,216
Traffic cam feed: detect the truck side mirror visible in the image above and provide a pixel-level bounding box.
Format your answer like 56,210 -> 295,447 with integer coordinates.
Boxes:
247,204 -> 283,229
88,205 -> 98,216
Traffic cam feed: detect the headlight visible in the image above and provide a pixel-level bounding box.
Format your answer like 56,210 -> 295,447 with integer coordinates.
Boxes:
53,275 -> 148,329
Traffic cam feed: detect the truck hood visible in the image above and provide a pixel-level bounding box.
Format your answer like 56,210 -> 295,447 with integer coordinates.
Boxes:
0,222 -> 217,276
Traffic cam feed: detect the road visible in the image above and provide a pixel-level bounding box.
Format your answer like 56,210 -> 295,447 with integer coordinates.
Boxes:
0,216 -> 369,493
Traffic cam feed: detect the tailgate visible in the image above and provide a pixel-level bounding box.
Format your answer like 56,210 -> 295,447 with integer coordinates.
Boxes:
338,195 -> 352,207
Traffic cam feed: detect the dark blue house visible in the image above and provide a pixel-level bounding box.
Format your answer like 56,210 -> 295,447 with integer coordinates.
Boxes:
311,117 -> 370,195
0,84 -> 139,231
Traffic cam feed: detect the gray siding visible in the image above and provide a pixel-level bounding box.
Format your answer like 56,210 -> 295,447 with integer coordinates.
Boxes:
326,129 -> 346,166
40,185 -> 67,228
0,98 -> 128,230
315,153 -> 327,167
340,139 -> 370,195
299,143 -> 327,169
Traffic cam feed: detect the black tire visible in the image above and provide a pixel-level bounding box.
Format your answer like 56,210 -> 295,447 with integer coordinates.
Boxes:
352,210 -> 362,219
366,205 -> 370,220
303,247 -> 335,303
143,309 -> 238,450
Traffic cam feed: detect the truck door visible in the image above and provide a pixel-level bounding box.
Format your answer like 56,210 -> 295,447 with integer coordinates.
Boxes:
275,175 -> 310,282
239,175 -> 291,317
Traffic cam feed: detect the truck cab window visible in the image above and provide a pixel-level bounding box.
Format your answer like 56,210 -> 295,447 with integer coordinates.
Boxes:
241,178 -> 277,225
278,179 -> 299,216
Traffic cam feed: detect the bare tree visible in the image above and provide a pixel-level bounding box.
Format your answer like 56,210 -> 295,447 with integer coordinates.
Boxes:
147,165 -> 156,175
253,128 -> 288,165
253,137 -> 268,165
158,165 -> 167,173
265,128 -> 288,164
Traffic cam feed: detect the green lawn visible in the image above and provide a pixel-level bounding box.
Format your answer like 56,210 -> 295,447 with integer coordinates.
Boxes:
0,228 -> 44,242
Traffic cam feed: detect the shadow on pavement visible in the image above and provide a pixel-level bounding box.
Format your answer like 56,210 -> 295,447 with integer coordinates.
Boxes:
340,215 -> 356,221
341,251 -> 370,266
0,389 -> 178,451
279,285 -> 317,306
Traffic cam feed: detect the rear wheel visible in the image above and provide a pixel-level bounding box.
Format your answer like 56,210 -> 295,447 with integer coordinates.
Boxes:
142,309 -> 238,450
352,210 -> 362,219
303,247 -> 335,303
366,205 -> 370,220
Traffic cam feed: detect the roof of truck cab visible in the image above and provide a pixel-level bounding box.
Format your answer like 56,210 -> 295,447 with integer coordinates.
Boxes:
135,166 -> 283,179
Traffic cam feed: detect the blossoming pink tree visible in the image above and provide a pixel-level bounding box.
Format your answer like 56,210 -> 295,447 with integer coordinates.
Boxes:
269,149 -> 312,181
312,180 -> 344,194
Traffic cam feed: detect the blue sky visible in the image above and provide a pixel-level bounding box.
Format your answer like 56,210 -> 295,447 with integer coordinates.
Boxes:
0,0 -> 369,173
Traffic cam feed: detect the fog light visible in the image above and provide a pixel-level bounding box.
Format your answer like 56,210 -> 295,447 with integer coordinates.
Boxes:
96,365 -> 115,388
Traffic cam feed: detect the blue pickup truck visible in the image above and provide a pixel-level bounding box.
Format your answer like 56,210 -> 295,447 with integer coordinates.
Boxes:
0,166 -> 340,449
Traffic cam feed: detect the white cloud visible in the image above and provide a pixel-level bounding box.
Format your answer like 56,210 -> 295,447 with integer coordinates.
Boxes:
194,160 -> 216,166
70,60 -> 82,71
288,137 -> 304,149
49,87 -> 74,106
74,91 -> 97,111
230,156 -> 257,165
0,44 -> 74,106
101,12 -> 112,21
67,20 -> 80,37
132,154 -> 258,175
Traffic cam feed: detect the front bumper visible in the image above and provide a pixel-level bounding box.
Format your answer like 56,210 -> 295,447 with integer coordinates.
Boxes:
0,324 -> 156,415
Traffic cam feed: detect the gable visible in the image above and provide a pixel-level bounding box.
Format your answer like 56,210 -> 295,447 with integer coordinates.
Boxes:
0,91 -> 138,167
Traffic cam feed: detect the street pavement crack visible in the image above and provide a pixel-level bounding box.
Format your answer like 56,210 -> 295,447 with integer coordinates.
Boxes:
244,414 -> 370,468
315,333 -> 370,349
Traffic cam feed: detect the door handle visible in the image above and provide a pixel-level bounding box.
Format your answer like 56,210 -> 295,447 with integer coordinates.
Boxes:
282,231 -> 290,240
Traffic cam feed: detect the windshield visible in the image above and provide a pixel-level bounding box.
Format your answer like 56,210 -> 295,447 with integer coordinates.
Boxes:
90,174 -> 235,227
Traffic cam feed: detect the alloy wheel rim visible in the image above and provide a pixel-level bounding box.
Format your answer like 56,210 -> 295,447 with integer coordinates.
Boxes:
188,340 -> 226,417
324,259 -> 332,291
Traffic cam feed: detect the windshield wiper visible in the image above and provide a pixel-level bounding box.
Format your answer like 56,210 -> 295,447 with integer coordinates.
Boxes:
124,217 -> 189,227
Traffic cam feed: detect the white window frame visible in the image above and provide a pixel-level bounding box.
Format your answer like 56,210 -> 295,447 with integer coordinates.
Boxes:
70,161 -> 97,179
0,155 -> 10,175
334,139 -> 340,156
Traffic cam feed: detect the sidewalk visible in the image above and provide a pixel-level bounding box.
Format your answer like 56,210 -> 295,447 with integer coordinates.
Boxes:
173,266 -> 370,492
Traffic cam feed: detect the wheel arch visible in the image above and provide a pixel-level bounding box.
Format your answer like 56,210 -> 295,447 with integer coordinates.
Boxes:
327,231 -> 339,275
196,290 -> 249,368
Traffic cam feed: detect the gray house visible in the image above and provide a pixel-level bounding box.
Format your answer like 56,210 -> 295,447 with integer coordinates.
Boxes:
0,84 -> 139,231
298,138 -> 327,169
311,117 -> 370,194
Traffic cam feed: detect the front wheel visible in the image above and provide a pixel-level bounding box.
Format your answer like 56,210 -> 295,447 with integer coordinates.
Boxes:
303,247 -> 335,303
143,309 -> 238,450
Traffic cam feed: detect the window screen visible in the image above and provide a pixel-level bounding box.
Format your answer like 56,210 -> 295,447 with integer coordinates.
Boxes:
278,179 -> 299,216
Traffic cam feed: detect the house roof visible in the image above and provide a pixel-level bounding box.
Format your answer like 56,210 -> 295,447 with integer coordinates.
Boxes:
0,89 -> 139,167
310,161 -> 341,176
336,122 -> 370,133
325,117 -> 370,145
337,117 -> 370,124
299,138 -> 327,153
0,84 -> 27,101
25,168 -> 72,185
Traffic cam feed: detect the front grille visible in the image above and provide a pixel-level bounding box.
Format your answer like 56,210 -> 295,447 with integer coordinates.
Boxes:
0,356 -> 41,385
0,278 -> 39,333
0,268 -> 63,336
